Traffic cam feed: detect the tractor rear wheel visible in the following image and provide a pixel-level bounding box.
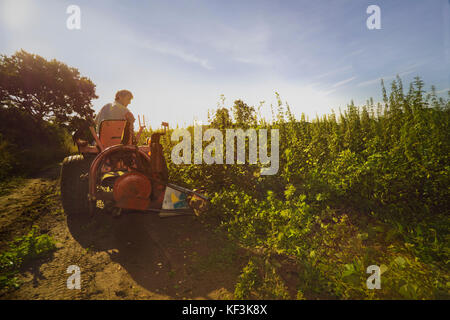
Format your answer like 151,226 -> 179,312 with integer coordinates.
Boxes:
60,154 -> 90,216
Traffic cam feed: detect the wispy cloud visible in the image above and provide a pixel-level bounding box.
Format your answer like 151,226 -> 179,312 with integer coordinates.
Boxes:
323,88 -> 337,96
133,22 -> 272,70
357,77 -> 388,88
357,70 -> 415,88
137,40 -> 213,70
331,76 -> 357,88
195,23 -> 273,67
314,65 -> 353,80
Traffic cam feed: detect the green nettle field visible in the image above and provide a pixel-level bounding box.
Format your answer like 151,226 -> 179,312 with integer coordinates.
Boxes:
144,77 -> 449,299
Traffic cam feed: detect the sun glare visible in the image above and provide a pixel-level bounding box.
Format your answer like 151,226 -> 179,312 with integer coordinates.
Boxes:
1,0 -> 34,30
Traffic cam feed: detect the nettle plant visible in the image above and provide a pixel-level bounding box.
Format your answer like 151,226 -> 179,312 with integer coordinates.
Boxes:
160,79 -> 448,299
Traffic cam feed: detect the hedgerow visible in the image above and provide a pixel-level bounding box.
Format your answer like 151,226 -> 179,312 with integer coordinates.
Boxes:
146,76 -> 449,299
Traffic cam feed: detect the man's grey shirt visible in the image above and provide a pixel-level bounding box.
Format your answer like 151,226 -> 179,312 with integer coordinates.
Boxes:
94,101 -> 135,132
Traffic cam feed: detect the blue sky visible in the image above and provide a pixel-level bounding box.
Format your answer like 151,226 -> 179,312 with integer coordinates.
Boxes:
1,0 -> 449,127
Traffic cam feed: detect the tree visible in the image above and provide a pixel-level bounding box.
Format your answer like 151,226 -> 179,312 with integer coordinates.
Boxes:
0,50 -> 98,131
232,99 -> 256,127
210,107 -> 233,129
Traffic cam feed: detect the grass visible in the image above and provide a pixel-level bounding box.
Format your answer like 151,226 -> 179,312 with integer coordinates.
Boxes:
0,176 -> 61,292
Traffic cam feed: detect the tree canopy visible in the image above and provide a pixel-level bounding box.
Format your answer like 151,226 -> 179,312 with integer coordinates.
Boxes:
0,50 -> 97,131
210,107 -> 233,129
232,99 -> 256,127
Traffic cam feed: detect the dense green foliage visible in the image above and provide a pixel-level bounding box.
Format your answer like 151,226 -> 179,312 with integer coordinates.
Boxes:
0,107 -> 76,180
0,50 -> 95,180
0,226 -> 56,290
148,77 -> 449,299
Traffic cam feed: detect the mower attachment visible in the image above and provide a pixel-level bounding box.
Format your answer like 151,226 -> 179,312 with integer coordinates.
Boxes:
157,183 -> 209,217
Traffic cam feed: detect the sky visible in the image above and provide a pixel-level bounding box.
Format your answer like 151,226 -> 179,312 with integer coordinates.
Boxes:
1,0 -> 449,128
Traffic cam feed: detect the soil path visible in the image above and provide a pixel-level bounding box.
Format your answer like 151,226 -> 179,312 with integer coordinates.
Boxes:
0,164 -> 247,300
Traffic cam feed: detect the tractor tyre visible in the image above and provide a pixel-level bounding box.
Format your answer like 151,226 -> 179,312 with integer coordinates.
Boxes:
60,154 -> 90,216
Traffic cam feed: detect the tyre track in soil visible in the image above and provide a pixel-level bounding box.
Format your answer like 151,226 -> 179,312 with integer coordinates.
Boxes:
0,163 -> 247,300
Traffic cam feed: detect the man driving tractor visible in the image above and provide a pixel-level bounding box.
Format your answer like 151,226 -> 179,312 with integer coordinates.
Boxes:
95,89 -> 136,144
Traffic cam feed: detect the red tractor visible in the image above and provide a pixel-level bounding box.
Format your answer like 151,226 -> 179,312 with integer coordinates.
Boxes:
60,117 -> 208,218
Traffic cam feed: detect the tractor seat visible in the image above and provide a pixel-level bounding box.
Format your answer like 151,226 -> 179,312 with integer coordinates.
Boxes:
98,120 -> 128,148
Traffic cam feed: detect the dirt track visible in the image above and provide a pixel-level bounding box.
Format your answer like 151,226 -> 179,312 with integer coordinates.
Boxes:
0,164 -> 247,300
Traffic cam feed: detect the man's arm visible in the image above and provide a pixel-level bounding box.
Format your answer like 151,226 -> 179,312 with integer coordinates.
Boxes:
125,111 -> 136,144
125,111 -> 135,124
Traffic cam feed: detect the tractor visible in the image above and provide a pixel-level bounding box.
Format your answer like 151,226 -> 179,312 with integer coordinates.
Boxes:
60,116 -> 208,218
